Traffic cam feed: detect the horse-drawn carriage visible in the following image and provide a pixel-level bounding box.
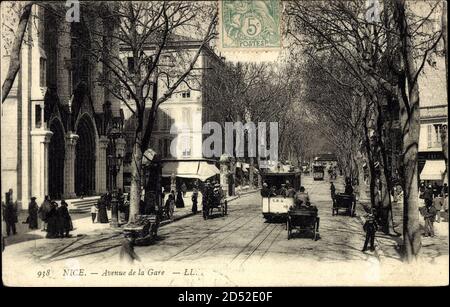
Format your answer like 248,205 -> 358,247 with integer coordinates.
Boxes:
332,193 -> 356,217
286,207 -> 320,240
205,188 -> 228,218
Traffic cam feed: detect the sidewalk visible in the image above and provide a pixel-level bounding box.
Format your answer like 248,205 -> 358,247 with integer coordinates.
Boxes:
355,198 -> 449,264
2,189 -> 259,247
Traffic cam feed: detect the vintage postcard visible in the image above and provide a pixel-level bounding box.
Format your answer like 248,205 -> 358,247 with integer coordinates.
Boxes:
1,0 -> 448,289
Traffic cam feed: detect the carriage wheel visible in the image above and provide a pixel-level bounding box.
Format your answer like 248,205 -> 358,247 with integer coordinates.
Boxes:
224,201 -> 228,215
332,207 -> 335,216
221,203 -> 225,217
312,222 -> 317,241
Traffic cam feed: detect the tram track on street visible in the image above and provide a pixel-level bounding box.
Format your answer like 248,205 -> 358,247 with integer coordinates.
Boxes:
229,221 -> 274,264
240,223 -> 281,265
163,214 -> 245,262
259,224 -> 285,260
194,214 -> 261,258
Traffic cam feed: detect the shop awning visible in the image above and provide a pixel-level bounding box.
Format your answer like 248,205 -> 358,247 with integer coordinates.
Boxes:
161,161 -> 219,181
197,162 -> 220,181
420,160 -> 446,181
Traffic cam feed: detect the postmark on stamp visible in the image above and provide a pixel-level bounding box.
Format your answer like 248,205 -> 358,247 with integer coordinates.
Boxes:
220,0 -> 281,49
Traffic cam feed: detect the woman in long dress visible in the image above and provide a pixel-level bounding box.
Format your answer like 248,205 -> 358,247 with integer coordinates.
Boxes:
28,197 -> 39,229
97,195 -> 109,223
175,190 -> 185,208
46,202 -> 59,238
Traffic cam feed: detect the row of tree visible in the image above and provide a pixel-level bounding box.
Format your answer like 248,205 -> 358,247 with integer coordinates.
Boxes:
285,0 -> 447,261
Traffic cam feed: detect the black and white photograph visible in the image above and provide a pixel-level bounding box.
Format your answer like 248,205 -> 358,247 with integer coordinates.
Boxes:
0,0 -> 448,287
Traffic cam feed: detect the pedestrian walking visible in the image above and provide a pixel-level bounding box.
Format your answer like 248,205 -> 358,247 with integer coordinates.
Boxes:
175,190 -> 185,208
39,195 -> 51,231
421,202 -> 437,237
46,201 -> 59,238
3,191 -> 18,236
181,182 -> 187,198
192,187 -> 199,214
202,182 -> 211,220
330,182 -> 336,202
28,197 -> 39,229
419,181 -> 426,199
423,185 -> 433,207
57,200 -> 72,237
91,204 -> 98,223
97,194 -> 109,223
362,213 -> 378,252
433,196 -> 443,223
432,182 -> 441,198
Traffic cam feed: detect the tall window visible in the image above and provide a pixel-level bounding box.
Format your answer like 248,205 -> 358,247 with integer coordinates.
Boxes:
40,58 -> 47,87
427,125 -> 432,148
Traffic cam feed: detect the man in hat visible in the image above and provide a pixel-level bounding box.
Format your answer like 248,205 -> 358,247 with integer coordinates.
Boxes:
278,184 -> 287,197
423,184 -> 433,208
202,182 -> 211,220
422,200 -> 437,237
192,186 -> 199,214
286,182 -> 296,198
362,212 -> 378,252
330,182 -> 336,202
3,191 -> 18,236
261,182 -> 270,197
28,197 -> 39,230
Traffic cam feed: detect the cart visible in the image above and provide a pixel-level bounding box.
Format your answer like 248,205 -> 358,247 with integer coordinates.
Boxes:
123,214 -> 159,246
332,193 -> 356,217
207,194 -> 227,218
286,207 -> 320,240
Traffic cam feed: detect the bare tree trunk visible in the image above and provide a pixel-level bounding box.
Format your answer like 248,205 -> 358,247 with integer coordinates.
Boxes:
357,150 -> 369,201
395,0 -> 422,261
129,133 -> 143,224
1,1 -> 33,104
442,1 -> 448,183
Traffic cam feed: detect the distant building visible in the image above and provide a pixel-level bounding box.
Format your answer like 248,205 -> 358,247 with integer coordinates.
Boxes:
1,4 -> 122,207
418,56 -> 447,184
121,38 -> 224,191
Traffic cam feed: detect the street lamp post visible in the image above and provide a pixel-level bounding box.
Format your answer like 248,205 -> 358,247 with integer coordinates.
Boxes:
107,123 -> 123,228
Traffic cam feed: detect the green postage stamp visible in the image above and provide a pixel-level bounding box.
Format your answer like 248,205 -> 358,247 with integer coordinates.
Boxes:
221,0 -> 281,49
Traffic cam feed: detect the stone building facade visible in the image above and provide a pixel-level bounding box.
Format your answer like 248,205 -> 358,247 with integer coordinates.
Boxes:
1,4 -> 124,207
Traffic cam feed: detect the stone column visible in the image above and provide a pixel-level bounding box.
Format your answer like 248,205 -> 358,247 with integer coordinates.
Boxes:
89,17 -> 104,113
116,138 -> 126,191
57,20 -> 72,104
64,133 -> 79,199
96,136 -> 109,195
30,130 -> 53,205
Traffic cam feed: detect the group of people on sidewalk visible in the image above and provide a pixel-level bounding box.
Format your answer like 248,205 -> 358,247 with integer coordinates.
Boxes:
2,190 -> 73,239
39,196 -> 73,238
419,182 -> 448,237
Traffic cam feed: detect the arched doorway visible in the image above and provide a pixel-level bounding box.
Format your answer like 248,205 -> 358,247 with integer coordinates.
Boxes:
75,115 -> 96,196
48,119 -> 65,199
